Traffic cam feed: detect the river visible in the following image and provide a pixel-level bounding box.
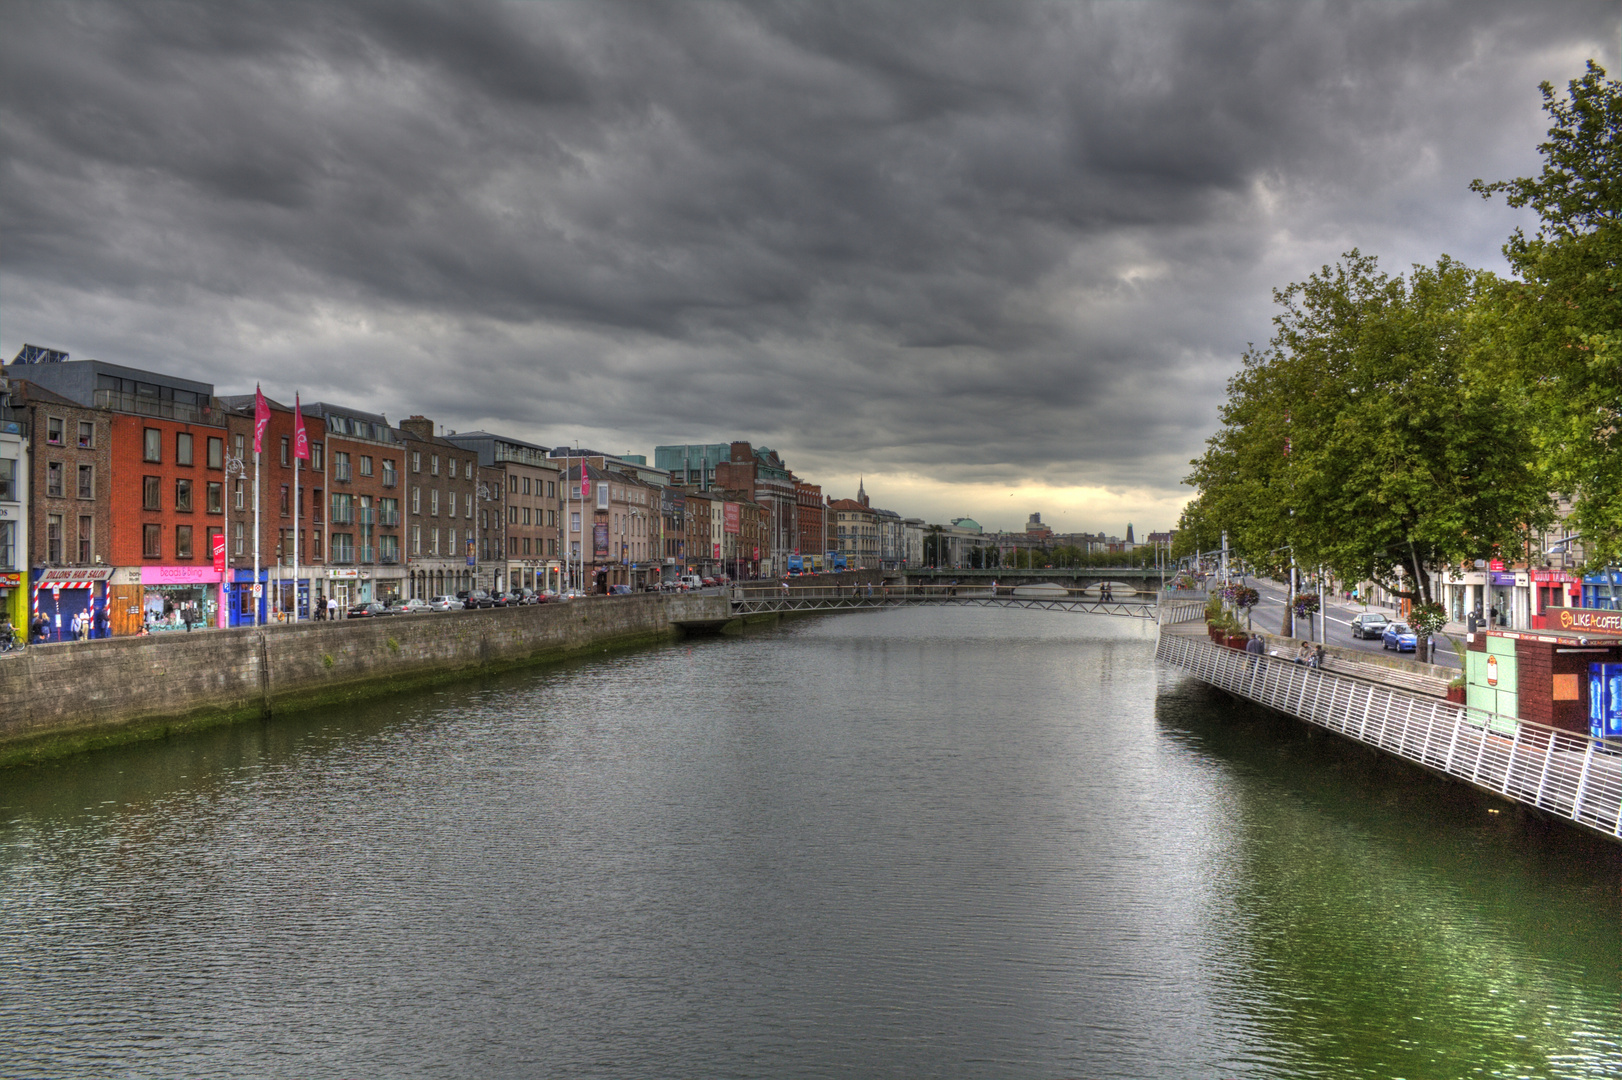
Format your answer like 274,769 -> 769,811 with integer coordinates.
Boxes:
1,607 -> 1617,1078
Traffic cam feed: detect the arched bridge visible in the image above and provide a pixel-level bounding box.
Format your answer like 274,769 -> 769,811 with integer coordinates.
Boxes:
663,582 -> 1208,630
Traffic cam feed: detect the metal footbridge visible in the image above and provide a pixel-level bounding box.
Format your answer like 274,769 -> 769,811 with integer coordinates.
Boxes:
724,582 -> 1202,621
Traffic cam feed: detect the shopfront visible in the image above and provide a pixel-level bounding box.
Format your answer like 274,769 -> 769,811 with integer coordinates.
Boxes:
30,568 -> 113,641
138,566 -> 225,632
327,568 -> 360,610
1582,569 -> 1621,611
1,571 -> 25,640
1529,568 -> 1581,629
226,568 -> 314,626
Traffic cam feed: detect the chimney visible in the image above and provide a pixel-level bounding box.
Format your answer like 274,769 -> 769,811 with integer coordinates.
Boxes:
398,414 -> 434,440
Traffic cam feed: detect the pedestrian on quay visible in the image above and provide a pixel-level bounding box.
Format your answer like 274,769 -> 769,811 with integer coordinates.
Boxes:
1245,632 -> 1265,670
32,611 -> 51,644
327,595 -> 339,622
78,609 -> 91,641
69,610 -> 83,642
1295,640 -> 1314,665
1310,644 -> 1325,670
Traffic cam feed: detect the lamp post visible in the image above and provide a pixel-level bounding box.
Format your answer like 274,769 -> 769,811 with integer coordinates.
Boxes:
224,455 -> 248,625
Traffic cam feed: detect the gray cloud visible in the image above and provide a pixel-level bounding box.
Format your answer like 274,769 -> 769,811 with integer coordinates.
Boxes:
2,0 -> 1615,530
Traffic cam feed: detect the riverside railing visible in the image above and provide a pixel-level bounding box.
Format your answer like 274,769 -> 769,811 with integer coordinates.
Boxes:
1157,630 -> 1622,842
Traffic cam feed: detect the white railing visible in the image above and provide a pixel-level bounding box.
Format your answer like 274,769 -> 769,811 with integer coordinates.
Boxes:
1157,631 -> 1622,842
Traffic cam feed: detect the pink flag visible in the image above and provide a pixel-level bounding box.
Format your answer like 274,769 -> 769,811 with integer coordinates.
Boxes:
293,394 -> 310,460
253,385 -> 271,455
580,462 -> 590,501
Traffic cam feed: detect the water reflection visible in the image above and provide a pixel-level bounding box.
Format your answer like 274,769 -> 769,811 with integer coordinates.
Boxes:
0,608 -> 1616,1079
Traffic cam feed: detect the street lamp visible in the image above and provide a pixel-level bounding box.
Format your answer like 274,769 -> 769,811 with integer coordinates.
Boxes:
224,455 -> 250,624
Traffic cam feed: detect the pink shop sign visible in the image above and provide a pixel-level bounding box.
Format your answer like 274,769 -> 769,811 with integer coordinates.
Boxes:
141,565 -> 224,585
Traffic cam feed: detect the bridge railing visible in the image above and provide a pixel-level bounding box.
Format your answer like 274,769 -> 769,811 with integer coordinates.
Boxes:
1157,630 -> 1622,842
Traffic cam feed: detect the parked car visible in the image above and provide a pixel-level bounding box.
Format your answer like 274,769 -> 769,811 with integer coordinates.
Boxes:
1381,621 -> 1418,652
392,598 -> 431,614
427,595 -> 461,612
346,601 -> 393,619
608,583 -> 633,595
461,590 -> 494,610
1350,612 -> 1389,639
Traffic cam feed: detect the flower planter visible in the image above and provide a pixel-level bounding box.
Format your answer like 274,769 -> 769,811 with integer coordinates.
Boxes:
1445,685 -> 1466,704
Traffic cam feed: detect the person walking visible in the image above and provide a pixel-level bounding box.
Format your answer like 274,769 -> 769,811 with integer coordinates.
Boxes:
1245,631 -> 1265,671
77,609 -> 91,641
32,611 -> 51,644
327,595 -> 339,622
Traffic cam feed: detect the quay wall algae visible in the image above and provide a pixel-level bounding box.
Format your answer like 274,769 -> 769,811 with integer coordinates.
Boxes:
0,593 -> 733,765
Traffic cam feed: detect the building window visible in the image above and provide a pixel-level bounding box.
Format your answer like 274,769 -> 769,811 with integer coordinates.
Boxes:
431,454 -> 439,476
571,511 -> 580,533
207,481 -> 223,514
143,523 -> 161,559
47,514 -> 63,563
448,527 -> 457,551
331,533 -> 354,564
177,432 -> 194,466
234,433 -> 246,460
144,428 -> 161,462
412,525 -> 421,556
78,464 -> 94,500
46,461 -> 63,497
234,478 -> 245,511
523,507 -> 531,526
412,451 -> 421,474
311,442 -> 323,469
547,480 -> 555,498
523,476 -> 531,495
523,537 -> 531,555
176,524 -> 193,559
312,530 -> 323,559
78,421 -> 95,449
411,487 -> 421,514
430,490 -> 439,516
430,527 -> 439,556
234,521 -> 245,556
205,527 -> 222,564
176,478 -> 193,512
333,451 -> 351,482
313,488 -> 324,523
47,417 -> 64,446
509,505 -> 518,525
360,455 -> 373,477
207,436 -> 224,469
280,484 -> 290,516
509,474 -> 518,493
142,475 -> 161,511
382,459 -> 396,487
465,493 -> 472,519
280,437 -> 290,466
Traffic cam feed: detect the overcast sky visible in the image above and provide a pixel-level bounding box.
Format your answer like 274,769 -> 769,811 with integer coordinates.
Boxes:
3,2 -> 1615,534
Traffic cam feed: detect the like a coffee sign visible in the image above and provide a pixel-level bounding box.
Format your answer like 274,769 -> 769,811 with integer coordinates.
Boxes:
1555,607 -> 1622,636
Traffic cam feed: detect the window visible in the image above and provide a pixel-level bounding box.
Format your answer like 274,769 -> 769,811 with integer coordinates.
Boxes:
280,437 -> 290,466
176,479 -> 193,512
234,433 -> 245,460
78,464 -> 94,500
523,477 -> 531,495
547,481 -> 555,498
334,451 -> 351,482
78,421 -> 95,449
234,478 -> 245,511
47,417 -> 64,446
279,484 -> 289,516
360,455 -> 373,477
465,493 -> 472,519
523,537 -> 531,555
177,432 -> 194,466
46,461 -> 63,497
47,514 -> 63,563
331,533 -> 354,564
312,530 -> 322,559
509,505 -> 518,525
548,538 -> 556,557
430,490 -> 439,516
571,512 -> 581,533
207,482 -> 223,514
430,527 -> 440,556
0,457 -> 13,501
312,442 -> 323,469
382,459 -> 396,487
143,475 -> 161,511
411,487 -> 421,514
143,523 -> 161,559
176,524 -> 193,559
523,508 -> 531,526
313,489 -> 323,523
207,436 -> 223,469
380,534 -> 399,564
234,522 -> 244,556
447,527 -> 457,550
509,474 -> 519,493
331,492 -> 353,524
205,527 -> 222,565
144,428 -> 161,462
0,521 -> 12,568
412,451 -> 421,474
431,454 -> 439,476
412,525 -> 421,556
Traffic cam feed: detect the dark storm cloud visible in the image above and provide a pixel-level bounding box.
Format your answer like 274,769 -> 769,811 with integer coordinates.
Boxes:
2,1 -> 1616,527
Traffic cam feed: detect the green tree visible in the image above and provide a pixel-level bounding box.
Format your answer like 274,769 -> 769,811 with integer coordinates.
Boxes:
1471,61 -> 1622,567
1187,251 -> 1553,608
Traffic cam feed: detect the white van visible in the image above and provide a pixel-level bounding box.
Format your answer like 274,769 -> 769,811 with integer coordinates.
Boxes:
679,574 -> 704,590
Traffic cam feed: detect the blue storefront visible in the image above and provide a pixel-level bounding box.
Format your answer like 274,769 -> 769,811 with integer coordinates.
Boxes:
227,567 -> 314,626
1582,569 -> 1621,611
30,568 -> 113,641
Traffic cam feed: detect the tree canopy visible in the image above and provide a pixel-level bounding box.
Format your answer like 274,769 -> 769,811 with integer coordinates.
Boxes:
1186,252 -> 1552,604
1472,61 -> 1622,567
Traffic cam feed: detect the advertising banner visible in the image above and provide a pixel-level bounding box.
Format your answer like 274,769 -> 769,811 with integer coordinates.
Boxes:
1555,607 -> 1622,636
594,521 -> 610,559
724,502 -> 740,534
212,533 -> 227,572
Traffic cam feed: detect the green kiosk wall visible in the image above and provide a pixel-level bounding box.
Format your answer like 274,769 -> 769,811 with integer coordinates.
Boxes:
1465,636 -> 1518,735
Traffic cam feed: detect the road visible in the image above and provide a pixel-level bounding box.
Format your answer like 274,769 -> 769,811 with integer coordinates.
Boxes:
1233,578 -> 1463,670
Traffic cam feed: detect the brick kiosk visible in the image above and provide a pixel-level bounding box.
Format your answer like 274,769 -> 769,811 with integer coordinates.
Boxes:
1467,610 -> 1622,737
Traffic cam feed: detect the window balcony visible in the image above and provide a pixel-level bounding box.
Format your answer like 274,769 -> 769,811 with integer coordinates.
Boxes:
331,508 -> 354,525
359,545 -> 376,564
381,474 -> 398,488
359,508 -> 376,526
379,554 -> 399,565
379,509 -> 400,527
334,463 -> 352,483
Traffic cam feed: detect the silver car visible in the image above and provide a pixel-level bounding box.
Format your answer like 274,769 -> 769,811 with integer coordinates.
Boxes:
427,595 -> 462,612
1350,612 -> 1389,639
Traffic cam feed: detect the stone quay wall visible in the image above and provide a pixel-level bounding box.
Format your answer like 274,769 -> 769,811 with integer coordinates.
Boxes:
0,593 -> 732,765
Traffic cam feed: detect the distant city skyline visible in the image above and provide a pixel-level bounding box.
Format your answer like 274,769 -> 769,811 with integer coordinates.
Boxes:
3,3 -> 1616,534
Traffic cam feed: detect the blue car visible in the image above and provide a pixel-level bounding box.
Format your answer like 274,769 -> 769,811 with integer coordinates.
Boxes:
1381,621 -> 1418,652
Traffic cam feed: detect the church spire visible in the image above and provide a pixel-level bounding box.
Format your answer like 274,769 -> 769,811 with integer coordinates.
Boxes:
858,476 -> 868,507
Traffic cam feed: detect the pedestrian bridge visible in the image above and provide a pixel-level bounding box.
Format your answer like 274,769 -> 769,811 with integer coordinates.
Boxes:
702,582 -> 1205,624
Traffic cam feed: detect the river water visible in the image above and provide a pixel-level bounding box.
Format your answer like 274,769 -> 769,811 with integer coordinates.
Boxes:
1,608 -> 1617,1078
